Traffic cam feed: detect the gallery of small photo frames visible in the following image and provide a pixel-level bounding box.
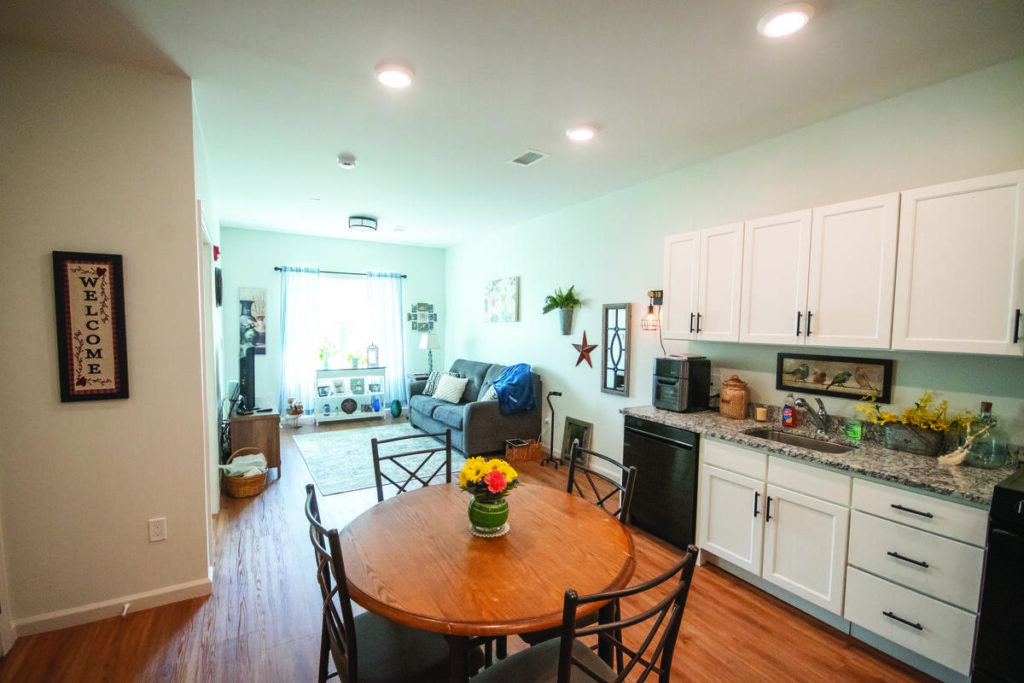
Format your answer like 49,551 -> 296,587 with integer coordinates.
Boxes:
408,302 -> 436,332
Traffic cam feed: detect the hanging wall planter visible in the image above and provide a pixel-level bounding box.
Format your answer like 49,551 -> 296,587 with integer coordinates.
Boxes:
543,285 -> 582,336
559,308 -> 574,335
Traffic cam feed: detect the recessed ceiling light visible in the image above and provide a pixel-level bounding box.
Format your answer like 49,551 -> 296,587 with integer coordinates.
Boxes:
757,2 -> 814,37
375,62 -> 414,89
566,125 -> 598,142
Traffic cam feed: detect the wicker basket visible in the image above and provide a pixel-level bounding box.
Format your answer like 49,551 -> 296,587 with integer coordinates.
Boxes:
505,439 -> 544,463
223,447 -> 268,498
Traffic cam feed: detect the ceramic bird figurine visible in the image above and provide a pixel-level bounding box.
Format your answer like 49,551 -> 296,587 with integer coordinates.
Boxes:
811,369 -> 827,384
826,371 -> 852,390
854,366 -> 877,394
786,363 -> 810,381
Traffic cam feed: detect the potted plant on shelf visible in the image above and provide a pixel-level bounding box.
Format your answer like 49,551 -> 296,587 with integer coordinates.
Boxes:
347,352 -> 362,369
542,285 -> 582,335
857,391 -> 969,456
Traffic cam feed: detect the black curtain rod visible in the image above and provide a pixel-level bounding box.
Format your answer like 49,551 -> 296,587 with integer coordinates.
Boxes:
274,267 -> 406,279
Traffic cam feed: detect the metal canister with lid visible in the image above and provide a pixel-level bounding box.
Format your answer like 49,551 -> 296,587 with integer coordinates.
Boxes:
719,375 -> 750,420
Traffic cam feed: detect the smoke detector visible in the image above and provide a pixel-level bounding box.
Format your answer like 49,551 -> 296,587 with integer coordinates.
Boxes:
349,215 -> 378,232
508,149 -> 549,167
337,153 -> 357,169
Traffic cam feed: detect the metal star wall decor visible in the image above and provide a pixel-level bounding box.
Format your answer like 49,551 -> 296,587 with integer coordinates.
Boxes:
572,331 -> 598,367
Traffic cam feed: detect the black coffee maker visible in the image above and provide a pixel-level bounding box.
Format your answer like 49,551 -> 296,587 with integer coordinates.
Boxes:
652,355 -> 710,413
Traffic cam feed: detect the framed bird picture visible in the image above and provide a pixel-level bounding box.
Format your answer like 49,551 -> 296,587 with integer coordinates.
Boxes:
776,353 -> 894,403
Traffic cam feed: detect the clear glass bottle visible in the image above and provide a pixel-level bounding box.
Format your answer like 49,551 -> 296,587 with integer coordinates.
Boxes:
964,402 -> 1008,469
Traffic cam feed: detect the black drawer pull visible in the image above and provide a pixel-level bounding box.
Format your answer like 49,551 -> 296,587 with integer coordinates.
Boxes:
765,495 -> 773,522
696,312 -> 702,334
753,491 -> 760,518
689,312 -> 695,333
795,311 -> 802,336
890,503 -> 934,519
806,310 -> 813,336
1014,308 -> 1021,344
883,610 -> 923,631
887,551 -> 929,568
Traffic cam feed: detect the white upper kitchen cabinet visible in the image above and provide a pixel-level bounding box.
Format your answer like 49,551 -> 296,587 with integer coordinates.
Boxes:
739,210 -> 811,344
805,194 -> 900,349
662,223 -> 743,341
892,170 -> 1024,355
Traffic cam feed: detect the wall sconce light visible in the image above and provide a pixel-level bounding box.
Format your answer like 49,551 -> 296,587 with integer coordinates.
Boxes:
641,290 -> 663,331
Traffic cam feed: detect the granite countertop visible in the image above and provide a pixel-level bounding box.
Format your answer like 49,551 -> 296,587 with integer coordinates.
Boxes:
622,405 -> 1018,507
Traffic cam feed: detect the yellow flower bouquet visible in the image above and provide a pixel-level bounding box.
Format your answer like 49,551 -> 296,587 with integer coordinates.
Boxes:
459,457 -> 520,502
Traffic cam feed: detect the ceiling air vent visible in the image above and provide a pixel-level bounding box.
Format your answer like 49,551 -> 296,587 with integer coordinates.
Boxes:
508,149 -> 549,167
348,215 -> 377,232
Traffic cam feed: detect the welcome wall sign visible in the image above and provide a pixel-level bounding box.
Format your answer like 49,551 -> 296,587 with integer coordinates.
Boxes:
52,251 -> 130,402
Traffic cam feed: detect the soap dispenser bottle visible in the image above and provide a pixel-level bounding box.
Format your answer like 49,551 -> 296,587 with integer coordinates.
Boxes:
782,393 -> 797,428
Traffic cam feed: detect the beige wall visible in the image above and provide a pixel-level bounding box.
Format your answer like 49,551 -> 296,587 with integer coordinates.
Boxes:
0,43 -> 210,631
447,57 -> 1024,458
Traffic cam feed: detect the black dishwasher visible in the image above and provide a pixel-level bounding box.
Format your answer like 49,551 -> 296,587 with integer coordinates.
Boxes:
622,415 -> 699,549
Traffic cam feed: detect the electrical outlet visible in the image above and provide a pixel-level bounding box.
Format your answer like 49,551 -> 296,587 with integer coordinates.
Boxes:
148,517 -> 167,542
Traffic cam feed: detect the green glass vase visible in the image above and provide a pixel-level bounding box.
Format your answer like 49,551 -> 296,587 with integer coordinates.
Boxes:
467,496 -> 509,534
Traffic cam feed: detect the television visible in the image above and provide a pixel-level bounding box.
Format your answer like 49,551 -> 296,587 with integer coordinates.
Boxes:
239,346 -> 256,412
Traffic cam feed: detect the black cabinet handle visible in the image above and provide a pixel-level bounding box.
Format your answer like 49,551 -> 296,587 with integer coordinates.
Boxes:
883,610 -> 923,631
753,491 -> 760,518
795,311 -> 802,336
887,551 -> 929,568
765,495 -> 773,522
1014,308 -> 1021,344
696,313 -> 702,333
890,503 -> 934,519
689,312 -> 695,333
806,310 -> 813,336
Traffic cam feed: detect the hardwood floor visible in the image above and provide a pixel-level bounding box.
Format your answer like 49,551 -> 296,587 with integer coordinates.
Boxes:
0,417 -> 932,682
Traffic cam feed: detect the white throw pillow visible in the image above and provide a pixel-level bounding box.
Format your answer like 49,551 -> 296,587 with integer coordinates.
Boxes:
481,385 -> 498,401
433,374 -> 469,404
423,371 -> 457,396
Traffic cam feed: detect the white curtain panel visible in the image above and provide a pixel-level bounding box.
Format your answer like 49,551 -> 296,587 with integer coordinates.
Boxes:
366,272 -> 408,405
279,267 -> 320,413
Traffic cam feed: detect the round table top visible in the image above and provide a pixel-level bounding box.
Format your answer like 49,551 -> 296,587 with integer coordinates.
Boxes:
338,483 -> 636,637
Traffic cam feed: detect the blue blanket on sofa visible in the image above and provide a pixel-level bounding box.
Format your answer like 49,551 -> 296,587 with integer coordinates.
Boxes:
493,363 -> 536,415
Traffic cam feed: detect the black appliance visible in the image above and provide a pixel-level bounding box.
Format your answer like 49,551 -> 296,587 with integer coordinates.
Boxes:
239,346 -> 256,412
973,468 -> 1024,682
652,355 -> 710,413
622,415 -> 699,549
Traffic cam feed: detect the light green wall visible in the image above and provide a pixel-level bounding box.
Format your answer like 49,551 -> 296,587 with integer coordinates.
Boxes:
220,227 -> 447,408
447,57 -> 1024,457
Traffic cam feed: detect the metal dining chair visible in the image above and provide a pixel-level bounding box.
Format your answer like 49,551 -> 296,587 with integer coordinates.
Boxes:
304,484 -> 482,682
371,429 -> 453,502
473,545 -> 699,682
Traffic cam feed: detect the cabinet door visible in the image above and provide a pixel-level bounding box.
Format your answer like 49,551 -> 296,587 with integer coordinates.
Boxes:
740,210 -> 812,344
696,222 -> 744,341
892,170 -> 1024,355
805,193 -> 899,349
762,484 -> 849,615
698,463 -> 765,575
662,232 -> 700,340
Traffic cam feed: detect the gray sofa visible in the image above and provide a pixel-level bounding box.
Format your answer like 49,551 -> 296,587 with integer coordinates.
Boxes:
408,359 -> 542,456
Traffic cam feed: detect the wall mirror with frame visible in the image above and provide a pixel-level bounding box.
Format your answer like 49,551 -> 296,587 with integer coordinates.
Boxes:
601,303 -> 631,396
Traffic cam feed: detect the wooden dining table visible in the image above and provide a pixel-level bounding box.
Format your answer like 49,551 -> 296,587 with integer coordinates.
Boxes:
338,482 -> 636,682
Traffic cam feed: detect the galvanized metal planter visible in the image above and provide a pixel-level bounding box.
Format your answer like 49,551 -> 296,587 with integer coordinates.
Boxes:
883,423 -> 945,456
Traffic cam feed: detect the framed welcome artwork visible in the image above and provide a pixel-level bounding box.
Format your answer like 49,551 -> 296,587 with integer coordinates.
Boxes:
52,251 -> 130,402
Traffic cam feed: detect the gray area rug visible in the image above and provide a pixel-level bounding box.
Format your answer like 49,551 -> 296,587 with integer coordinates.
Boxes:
294,422 -> 467,496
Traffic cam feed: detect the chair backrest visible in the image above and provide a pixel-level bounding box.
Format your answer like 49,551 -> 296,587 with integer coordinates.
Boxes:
565,441 -> 637,523
305,484 -> 359,683
371,429 -> 453,503
557,545 -> 699,683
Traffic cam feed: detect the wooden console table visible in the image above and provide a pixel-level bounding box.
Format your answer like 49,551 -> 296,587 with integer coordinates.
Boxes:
230,409 -> 281,477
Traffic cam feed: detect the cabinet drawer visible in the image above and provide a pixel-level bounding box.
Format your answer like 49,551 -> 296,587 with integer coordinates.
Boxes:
702,439 -> 767,480
848,512 -> 984,612
845,567 -> 977,675
851,479 -> 987,546
768,456 -> 850,505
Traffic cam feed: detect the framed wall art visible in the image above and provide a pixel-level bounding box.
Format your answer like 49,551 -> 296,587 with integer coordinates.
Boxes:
601,303 -> 631,396
239,286 -> 267,355
560,416 -> 593,465
776,352 -> 894,403
52,251 -> 130,402
484,276 -> 520,322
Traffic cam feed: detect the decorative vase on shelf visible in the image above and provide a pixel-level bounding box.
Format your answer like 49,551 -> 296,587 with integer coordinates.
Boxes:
468,496 -> 509,534
883,423 -> 944,456
963,402 -> 1008,469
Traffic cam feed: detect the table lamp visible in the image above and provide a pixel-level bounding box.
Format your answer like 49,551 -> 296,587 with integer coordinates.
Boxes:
419,332 -> 440,372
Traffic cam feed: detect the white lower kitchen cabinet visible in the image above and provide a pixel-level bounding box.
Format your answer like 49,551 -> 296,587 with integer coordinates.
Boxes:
698,463 -> 765,574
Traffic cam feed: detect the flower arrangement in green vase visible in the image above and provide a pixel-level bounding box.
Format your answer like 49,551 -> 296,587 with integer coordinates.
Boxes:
459,457 -> 520,535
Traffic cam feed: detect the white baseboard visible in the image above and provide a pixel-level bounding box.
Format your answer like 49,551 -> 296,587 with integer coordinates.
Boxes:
13,574 -> 212,638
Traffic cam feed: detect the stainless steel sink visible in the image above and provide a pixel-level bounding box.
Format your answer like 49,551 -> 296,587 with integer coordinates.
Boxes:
743,428 -> 856,454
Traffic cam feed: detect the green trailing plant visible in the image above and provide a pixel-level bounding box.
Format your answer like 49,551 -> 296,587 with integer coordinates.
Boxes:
542,285 -> 582,314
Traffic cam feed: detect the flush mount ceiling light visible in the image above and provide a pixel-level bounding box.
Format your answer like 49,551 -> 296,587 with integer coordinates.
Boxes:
566,125 -> 598,142
375,62 -> 414,89
757,2 -> 814,37
337,153 -> 357,169
348,215 -> 378,232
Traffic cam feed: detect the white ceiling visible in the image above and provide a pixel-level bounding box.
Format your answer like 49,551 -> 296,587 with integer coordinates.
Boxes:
4,0 -> 1024,247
